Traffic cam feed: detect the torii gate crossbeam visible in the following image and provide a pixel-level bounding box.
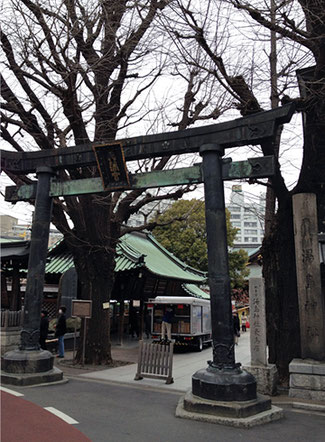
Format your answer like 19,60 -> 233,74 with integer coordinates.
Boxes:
1,104 -> 294,174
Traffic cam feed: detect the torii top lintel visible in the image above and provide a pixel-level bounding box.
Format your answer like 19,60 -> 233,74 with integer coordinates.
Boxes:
1,104 -> 295,175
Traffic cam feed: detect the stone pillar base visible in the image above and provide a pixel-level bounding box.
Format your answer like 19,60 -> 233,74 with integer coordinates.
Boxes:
1,367 -> 64,386
192,366 -> 257,402
2,349 -> 54,373
175,390 -> 284,428
289,359 -> 325,402
1,349 -> 63,386
243,363 -> 278,396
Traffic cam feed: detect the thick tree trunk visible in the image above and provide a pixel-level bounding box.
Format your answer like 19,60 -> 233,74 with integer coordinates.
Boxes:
262,195 -> 301,383
262,58 -> 325,382
74,250 -> 115,364
295,61 -> 325,223
59,190 -> 121,365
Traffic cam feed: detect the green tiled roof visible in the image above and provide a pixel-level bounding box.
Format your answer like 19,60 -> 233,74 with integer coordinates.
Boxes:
45,231 -> 206,283
182,283 -> 210,299
45,243 -> 142,275
1,237 -> 30,259
45,252 -> 74,274
232,246 -> 260,257
122,232 -> 206,282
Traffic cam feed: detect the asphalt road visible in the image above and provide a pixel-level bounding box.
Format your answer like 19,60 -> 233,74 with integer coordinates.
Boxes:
9,378 -> 325,442
1,390 -> 90,442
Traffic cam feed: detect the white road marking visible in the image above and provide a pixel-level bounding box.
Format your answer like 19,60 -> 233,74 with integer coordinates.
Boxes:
44,407 -> 79,424
0,386 -> 24,397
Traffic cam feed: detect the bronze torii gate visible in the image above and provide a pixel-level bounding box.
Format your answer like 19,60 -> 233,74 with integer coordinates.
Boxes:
1,105 -> 294,412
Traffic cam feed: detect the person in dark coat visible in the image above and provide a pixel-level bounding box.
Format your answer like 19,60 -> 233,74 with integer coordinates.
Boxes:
161,306 -> 174,342
144,310 -> 151,339
39,310 -> 49,350
55,305 -> 67,358
233,312 -> 240,345
129,307 -> 139,338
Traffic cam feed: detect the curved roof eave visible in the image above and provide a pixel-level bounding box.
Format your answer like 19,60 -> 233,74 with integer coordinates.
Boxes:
43,231 -> 207,283
120,231 -> 207,283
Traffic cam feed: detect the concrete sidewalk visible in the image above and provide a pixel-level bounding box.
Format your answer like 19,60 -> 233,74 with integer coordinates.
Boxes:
79,331 -> 251,391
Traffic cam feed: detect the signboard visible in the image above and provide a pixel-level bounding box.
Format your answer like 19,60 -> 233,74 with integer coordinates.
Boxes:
93,143 -> 130,190
72,300 -> 92,318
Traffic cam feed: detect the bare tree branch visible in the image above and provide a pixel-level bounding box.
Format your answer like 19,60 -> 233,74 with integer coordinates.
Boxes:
231,1 -> 313,49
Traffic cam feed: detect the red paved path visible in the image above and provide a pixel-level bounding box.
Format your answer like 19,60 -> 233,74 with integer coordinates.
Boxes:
1,391 -> 91,442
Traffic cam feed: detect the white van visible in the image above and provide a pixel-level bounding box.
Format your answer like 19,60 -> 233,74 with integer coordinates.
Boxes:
148,296 -> 212,351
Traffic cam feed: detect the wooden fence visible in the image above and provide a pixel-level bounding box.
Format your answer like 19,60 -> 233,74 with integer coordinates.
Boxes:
135,340 -> 174,384
1,309 -> 24,328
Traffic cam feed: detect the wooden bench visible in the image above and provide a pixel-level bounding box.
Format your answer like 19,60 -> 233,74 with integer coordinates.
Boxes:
135,340 -> 174,384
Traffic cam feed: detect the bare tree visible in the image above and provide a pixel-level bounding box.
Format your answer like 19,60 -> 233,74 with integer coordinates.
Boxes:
161,0 -> 325,381
1,0 -> 228,364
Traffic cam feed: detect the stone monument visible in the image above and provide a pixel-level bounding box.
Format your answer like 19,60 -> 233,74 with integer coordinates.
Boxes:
244,278 -> 278,396
290,193 -> 325,401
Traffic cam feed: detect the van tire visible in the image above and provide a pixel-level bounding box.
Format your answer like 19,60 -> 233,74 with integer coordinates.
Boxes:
195,337 -> 203,352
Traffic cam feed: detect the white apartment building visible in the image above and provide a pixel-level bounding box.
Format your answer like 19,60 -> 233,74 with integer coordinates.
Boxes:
226,185 -> 265,248
0,215 -> 62,247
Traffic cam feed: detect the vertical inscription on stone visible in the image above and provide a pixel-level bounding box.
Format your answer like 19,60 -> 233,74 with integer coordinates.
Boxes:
293,193 -> 325,360
249,278 -> 267,366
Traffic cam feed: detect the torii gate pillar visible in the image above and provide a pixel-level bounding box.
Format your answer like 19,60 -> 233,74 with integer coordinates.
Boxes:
1,167 -> 63,386
177,145 -> 283,426
192,144 -> 256,400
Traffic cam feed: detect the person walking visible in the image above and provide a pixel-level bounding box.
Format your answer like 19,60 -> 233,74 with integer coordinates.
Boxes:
233,312 -> 240,345
55,306 -> 67,358
39,310 -> 49,350
241,313 -> 248,332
